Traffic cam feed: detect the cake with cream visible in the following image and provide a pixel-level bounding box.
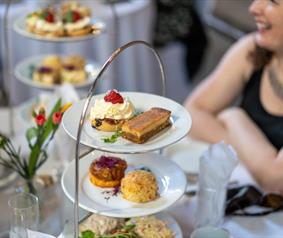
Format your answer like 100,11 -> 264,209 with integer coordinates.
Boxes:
90,90 -> 135,132
31,9 -> 64,37
63,10 -> 92,36
25,2 -> 93,37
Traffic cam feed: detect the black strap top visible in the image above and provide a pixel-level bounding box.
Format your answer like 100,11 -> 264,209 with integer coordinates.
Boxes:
240,69 -> 283,150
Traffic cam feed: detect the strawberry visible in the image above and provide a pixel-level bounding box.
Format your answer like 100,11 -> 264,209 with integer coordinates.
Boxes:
72,10 -> 82,22
44,12 -> 54,23
104,90 -> 124,104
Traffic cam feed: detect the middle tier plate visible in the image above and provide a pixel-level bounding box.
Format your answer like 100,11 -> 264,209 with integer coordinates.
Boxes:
61,152 -> 187,217
62,92 -> 192,153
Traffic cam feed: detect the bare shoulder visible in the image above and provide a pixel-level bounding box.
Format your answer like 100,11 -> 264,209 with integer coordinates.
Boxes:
214,33 -> 256,81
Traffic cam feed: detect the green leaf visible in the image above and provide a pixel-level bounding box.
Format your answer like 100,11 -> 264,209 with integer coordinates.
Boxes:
102,130 -> 122,143
81,230 -> 95,238
26,128 -> 38,143
65,11 -> 73,23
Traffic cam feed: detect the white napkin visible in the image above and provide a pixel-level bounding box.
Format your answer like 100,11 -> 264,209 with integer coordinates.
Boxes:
196,141 -> 239,228
199,141 -> 238,188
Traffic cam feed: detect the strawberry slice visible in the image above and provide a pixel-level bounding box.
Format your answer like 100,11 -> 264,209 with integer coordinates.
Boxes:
104,90 -> 124,104
44,12 -> 55,23
72,10 -> 82,22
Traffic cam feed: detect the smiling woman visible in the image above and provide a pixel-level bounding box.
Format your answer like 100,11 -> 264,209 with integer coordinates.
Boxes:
184,0 -> 283,193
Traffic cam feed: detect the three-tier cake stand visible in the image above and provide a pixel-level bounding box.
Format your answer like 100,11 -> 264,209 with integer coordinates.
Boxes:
61,40 -> 192,237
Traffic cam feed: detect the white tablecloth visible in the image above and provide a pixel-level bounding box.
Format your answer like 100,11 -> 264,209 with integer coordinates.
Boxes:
164,138 -> 283,238
2,107 -> 283,237
1,0 -> 156,105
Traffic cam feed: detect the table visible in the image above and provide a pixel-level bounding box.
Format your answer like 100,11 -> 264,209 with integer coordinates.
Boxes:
1,107 -> 283,238
164,138 -> 283,238
1,0 -> 155,106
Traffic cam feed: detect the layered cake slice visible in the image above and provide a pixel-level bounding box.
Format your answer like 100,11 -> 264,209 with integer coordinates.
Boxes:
122,107 -> 171,144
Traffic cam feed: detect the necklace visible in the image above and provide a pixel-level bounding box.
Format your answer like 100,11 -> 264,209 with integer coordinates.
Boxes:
267,66 -> 283,101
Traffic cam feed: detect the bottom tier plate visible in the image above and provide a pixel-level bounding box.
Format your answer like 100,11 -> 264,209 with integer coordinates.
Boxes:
80,212 -> 183,238
61,152 -> 187,218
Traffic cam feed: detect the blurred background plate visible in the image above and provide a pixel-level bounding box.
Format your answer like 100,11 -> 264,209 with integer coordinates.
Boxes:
13,17 -> 106,42
15,55 -> 100,90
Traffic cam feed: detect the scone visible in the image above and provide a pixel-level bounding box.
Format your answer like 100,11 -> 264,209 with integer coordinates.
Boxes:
122,107 -> 171,144
121,170 -> 158,203
90,90 -> 135,132
33,66 -> 60,85
89,155 -> 127,188
60,55 -> 86,83
41,55 -> 62,72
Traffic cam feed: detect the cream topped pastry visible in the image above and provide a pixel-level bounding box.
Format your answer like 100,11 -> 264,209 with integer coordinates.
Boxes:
90,90 -> 135,132
63,10 -> 92,36
32,10 -> 64,37
65,17 -> 90,31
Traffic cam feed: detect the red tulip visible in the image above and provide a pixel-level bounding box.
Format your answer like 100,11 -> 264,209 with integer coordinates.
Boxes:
52,112 -> 62,125
35,114 -> 46,126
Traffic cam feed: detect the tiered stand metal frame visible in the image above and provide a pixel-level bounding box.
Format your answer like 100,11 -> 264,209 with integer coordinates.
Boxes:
73,40 -> 166,238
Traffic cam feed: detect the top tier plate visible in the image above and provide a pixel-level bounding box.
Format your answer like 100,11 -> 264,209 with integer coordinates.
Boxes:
13,17 -> 105,42
62,92 -> 192,154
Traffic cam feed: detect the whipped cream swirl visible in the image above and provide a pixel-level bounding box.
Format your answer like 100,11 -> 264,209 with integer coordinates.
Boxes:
90,97 -> 135,120
64,17 -> 90,31
35,19 -> 63,32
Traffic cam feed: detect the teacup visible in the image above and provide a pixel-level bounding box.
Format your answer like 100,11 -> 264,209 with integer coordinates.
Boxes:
190,226 -> 232,238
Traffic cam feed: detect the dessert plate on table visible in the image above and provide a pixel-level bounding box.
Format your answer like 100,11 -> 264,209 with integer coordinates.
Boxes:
15,55 -> 100,90
62,92 -> 192,154
13,17 -> 105,42
61,152 -> 187,218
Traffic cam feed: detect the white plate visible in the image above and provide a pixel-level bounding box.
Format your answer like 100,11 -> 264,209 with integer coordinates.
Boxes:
156,212 -> 183,238
13,17 -> 105,42
62,92 -> 192,153
80,212 -> 183,238
15,55 -> 100,90
61,152 -> 187,218
164,138 -> 209,174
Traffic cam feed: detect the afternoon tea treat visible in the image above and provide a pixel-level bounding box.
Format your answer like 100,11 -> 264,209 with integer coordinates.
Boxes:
61,1 -> 91,17
127,216 -> 175,238
63,9 -> 92,36
90,90 -> 135,132
122,107 -> 171,144
89,155 -> 127,188
41,55 -> 62,71
33,66 -> 60,85
121,170 -> 158,203
26,10 -> 44,32
60,55 -> 86,83
25,2 -> 93,37
79,213 -> 124,236
32,55 -> 87,85
31,9 -> 64,37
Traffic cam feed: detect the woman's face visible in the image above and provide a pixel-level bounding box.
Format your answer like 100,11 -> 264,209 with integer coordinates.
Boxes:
249,0 -> 283,52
